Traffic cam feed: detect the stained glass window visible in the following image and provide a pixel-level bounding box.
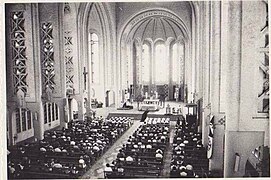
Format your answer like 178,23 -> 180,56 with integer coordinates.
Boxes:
142,43 -> 150,83
155,42 -> 168,84
172,43 -> 178,82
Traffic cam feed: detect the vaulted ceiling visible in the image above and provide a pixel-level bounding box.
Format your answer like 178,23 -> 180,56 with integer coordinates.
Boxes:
130,16 -> 185,42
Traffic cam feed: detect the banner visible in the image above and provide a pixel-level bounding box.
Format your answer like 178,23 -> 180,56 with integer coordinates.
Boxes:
207,115 -> 214,159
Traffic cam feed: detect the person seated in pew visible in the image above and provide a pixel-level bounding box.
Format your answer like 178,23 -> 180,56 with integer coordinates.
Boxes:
79,156 -> 86,170
170,165 -> 179,178
54,147 -> 62,153
52,161 -> 63,169
126,156 -> 134,165
117,149 -> 126,160
40,147 -> 47,152
156,148 -> 163,154
155,151 -> 163,161
83,154 -> 91,166
146,144 -> 152,150
8,163 -> 16,179
71,166 -> 79,175
186,164 -> 195,177
104,163 -> 113,173
180,171 -> 188,177
116,164 -> 124,176
14,162 -> 24,178
42,161 -> 53,173
63,164 -> 71,174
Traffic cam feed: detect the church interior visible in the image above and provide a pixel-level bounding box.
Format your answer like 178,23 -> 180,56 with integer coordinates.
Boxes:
2,1 -> 270,179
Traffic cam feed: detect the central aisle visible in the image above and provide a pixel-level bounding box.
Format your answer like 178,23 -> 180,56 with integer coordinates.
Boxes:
161,120 -> 176,177
81,118 -> 177,179
80,120 -> 142,179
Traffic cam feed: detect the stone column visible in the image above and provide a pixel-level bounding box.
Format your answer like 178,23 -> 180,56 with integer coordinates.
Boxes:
224,1 -> 242,177
149,43 -> 153,95
202,1 -> 211,146
168,41 -> 173,100
31,3 -> 44,141
209,1 -> 224,172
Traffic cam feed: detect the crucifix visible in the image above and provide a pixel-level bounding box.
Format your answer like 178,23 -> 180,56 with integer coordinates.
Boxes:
83,67 -> 88,90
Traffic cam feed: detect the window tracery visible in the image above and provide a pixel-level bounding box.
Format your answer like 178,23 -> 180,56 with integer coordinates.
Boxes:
11,11 -> 28,94
41,22 -> 55,92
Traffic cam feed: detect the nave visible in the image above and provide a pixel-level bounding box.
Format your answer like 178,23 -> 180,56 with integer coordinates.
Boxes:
3,1 -> 270,179
7,103 -> 210,179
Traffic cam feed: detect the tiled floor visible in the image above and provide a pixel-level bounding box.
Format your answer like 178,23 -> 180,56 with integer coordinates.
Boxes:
161,120 -> 176,177
94,101 -> 186,118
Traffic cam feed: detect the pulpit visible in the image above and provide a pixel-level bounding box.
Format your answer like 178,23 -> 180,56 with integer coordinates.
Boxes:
185,103 -> 197,126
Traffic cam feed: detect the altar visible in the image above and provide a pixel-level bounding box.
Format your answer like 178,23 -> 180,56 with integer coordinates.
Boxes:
139,99 -> 161,111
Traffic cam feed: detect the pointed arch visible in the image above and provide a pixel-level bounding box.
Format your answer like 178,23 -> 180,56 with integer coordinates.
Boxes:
77,2 -> 116,108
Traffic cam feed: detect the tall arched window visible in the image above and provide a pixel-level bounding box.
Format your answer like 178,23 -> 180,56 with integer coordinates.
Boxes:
88,33 -> 99,84
155,42 -> 168,84
172,43 -> 178,82
142,43 -> 150,83
179,44 -> 185,83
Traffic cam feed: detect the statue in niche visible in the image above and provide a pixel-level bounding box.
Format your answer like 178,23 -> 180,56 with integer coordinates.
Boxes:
17,89 -> 26,108
83,67 -> 88,91
42,88 -> 53,102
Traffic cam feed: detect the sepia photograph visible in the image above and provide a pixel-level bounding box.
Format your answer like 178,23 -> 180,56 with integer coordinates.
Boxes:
0,0 -> 270,179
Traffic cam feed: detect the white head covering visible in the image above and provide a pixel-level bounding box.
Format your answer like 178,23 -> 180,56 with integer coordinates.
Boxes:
186,164 -> 193,170
180,172 -> 187,177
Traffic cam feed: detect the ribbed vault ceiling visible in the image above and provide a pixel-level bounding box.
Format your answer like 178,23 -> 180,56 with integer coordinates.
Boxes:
130,16 -> 185,42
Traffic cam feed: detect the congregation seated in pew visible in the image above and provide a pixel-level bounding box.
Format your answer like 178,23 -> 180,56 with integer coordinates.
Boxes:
104,117 -> 170,178
170,117 -> 209,178
7,116 -> 132,179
